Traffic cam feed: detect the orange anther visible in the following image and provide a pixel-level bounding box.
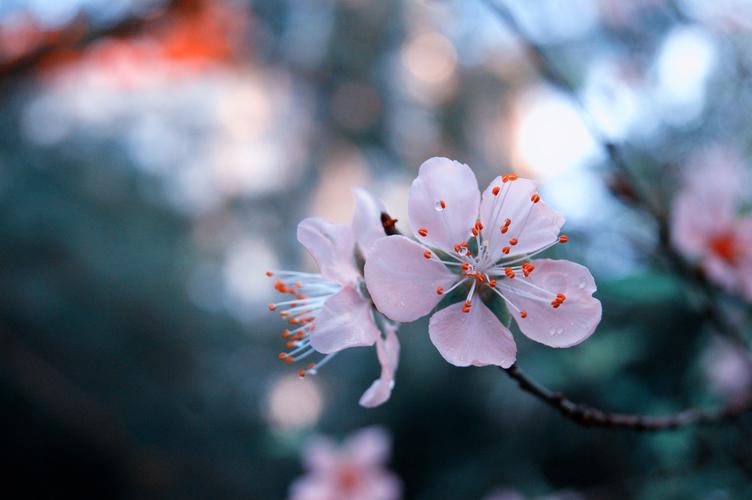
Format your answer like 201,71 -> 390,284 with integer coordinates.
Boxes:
531,194 -> 541,203
465,299 -> 472,307
436,287 -> 444,295
296,294 -> 306,300
508,174 -> 518,181
472,227 -> 479,237
439,199 -> 446,209
307,363 -> 316,369
551,300 -> 561,308
285,356 -> 295,363
418,227 -> 428,237
502,175 -> 509,183
504,267 -> 515,278
559,235 -> 569,244
286,341 -> 296,349
282,330 -> 291,339
501,226 -> 509,234
268,303 -> 277,311
489,279 -> 497,287
492,186 -> 501,196
556,293 -> 566,302
423,250 -> 432,259
520,310 -> 528,319
505,218 -> 511,226
278,352 -> 287,360
454,244 -> 461,252
461,262 -> 470,271
298,369 -> 306,378
509,238 -> 518,246
265,271 -> 274,277
502,246 -> 510,254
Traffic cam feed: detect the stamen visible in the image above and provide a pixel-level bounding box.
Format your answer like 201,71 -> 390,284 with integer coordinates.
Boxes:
531,194 -> 541,203
418,227 -> 428,237
509,238 -> 518,246
278,352 -> 287,360
437,287 -> 444,295
504,267 -> 515,279
265,271 -> 274,277
268,304 -> 277,311
492,186 -> 501,196
520,310 -> 528,319
559,235 -> 569,244
502,246 -> 510,254
423,250 -> 432,259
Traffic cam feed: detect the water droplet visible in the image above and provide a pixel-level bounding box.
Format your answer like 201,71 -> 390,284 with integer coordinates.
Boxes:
548,327 -> 557,336
556,328 -> 564,335
434,200 -> 445,211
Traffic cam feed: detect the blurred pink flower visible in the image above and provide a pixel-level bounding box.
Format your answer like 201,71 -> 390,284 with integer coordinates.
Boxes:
671,149 -> 752,300
365,158 -> 601,368
289,427 -> 402,500
268,189 -> 400,407
702,337 -> 752,399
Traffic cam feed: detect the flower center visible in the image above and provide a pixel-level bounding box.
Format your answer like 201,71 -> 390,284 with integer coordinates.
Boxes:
709,233 -> 739,263
336,465 -> 361,492
266,271 -> 341,378
422,178 -> 569,319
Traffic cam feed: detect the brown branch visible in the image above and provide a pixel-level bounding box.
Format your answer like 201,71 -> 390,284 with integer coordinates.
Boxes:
503,363 -> 752,430
482,0 -> 751,354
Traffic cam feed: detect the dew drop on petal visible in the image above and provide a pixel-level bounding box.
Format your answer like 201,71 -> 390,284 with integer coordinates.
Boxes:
549,327 -> 557,336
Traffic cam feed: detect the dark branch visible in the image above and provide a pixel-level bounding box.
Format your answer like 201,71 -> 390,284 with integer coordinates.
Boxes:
503,364 -> 752,430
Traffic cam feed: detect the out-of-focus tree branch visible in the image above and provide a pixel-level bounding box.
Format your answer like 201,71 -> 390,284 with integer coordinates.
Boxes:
481,0 -> 751,354
0,0 -> 185,81
502,364 -> 752,430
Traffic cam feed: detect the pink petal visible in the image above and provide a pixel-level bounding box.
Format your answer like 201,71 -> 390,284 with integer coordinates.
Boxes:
351,188 -> 388,258
298,218 -> 360,286
364,235 -> 459,322
302,436 -> 339,472
310,287 -> 380,354
503,259 -> 601,348
359,325 -> 400,408
480,177 -> 564,262
428,300 -> 517,368
408,157 -> 480,253
345,426 -> 391,467
671,190 -> 734,258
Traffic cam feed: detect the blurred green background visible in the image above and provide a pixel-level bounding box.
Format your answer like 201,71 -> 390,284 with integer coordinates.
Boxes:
1,0 -> 751,498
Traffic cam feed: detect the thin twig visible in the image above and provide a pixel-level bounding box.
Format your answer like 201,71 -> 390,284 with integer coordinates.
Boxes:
502,364 -> 752,430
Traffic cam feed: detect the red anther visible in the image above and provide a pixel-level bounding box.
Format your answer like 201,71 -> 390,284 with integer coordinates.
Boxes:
268,303 -> 277,311
556,293 -> 567,302
285,356 -> 295,364
423,250 -> 432,259
288,317 -> 299,325
436,287 -> 444,295
492,185 -> 501,196
462,306 -> 471,313
454,244 -> 461,252
439,199 -> 446,209
475,219 -> 484,230
465,299 -> 472,307
298,369 -> 306,378
265,271 -> 274,277
461,262 -> 470,271
296,294 -> 306,300
502,175 -> 509,183
520,310 -> 528,319
509,238 -> 518,246
559,235 -> 569,244
307,363 -> 316,369
418,227 -> 428,237
282,330 -> 291,339
531,194 -> 541,203
476,273 -> 486,282
502,246 -> 510,254
501,226 -> 509,234
472,227 -> 479,237
508,174 -> 518,181
278,352 -> 287,360
489,279 -> 497,287
293,332 -> 304,340
286,341 -> 296,349
460,241 -> 468,247
504,267 -> 515,278
551,300 -> 561,308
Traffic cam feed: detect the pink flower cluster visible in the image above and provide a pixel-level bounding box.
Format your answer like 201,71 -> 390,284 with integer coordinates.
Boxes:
267,157 -> 602,406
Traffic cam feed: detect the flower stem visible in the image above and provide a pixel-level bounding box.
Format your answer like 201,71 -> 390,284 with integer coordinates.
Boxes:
502,363 -> 752,431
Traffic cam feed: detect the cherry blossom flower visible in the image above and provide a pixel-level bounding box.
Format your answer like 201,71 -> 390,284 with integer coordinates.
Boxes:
289,427 -> 402,500
671,150 -> 752,300
702,337 -> 752,400
267,189 -> 400,407
364,157 -> 601,368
